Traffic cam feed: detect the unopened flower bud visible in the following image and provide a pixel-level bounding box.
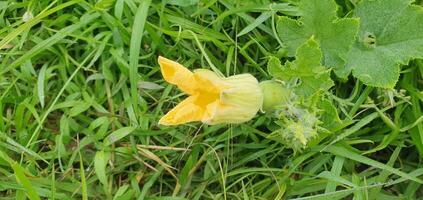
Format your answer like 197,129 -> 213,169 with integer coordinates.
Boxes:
259,80 -> 291,112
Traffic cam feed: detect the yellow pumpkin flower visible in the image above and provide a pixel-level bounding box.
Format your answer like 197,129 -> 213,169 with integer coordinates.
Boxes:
158,56 -> 263,125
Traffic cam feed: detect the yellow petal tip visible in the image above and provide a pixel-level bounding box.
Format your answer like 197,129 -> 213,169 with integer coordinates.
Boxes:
158,118 -> 170,126
157,56 -> 197,94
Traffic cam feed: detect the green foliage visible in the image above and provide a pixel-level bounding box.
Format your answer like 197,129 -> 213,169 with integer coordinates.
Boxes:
266,38 -> 336,151
278,0 -> 423,88
345,0 -> 423,87
276,0 -> 359,76
268,103 -> 320,151
268,38 -> 334,96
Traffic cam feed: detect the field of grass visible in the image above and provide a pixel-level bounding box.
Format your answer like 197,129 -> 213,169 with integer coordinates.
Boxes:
1,0 -> 423,199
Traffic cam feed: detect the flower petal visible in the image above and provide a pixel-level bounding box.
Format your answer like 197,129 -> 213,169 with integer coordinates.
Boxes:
203,101 -> 256,125
158,56 -> 197,94
159,96 -> 204,125
193,69 -> 225,93
202,74 -> 263,125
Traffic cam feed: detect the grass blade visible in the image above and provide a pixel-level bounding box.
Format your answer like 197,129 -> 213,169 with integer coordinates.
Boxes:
323,145 -> 423,184
129,0 -> 152,120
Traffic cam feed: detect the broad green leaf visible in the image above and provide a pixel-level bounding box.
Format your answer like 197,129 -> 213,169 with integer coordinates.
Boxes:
276,0 -> 359,75
267,56 -> 284,78
268,38 -> 334,96
345,0 -> 423,88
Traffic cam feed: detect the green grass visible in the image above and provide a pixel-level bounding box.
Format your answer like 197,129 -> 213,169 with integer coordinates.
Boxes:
0,0 -> 423,199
